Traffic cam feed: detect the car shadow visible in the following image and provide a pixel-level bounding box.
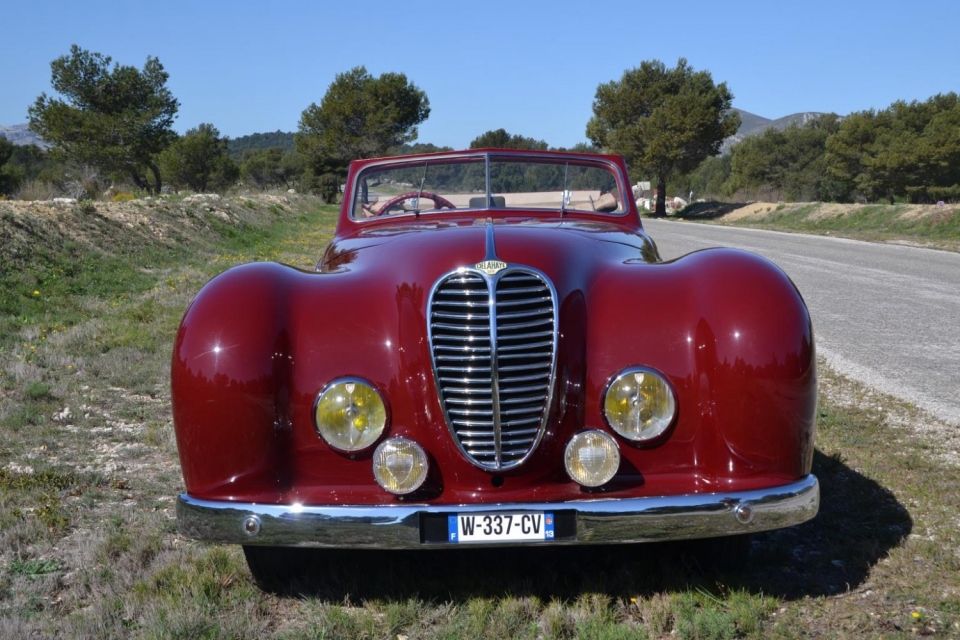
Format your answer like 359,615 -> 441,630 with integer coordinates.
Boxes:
667,201 -> 748,221
266,450 -> 911,602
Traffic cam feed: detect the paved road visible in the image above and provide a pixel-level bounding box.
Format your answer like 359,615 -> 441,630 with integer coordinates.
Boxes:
643,218 -> 960,426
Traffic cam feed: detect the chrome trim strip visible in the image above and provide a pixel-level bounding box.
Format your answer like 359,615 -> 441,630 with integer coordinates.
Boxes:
483,222 -> 497,261
487,223 -> 503,468
178,475 -> 819,549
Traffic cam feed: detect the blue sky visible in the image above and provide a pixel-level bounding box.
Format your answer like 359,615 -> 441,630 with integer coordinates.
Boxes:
2,0 -> 958,149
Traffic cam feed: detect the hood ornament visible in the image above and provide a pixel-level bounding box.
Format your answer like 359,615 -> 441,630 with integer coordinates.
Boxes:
475,222 -> 507,275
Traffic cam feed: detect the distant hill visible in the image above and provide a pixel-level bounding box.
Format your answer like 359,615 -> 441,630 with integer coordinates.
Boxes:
722,108 -> 831,152
0,124 -> 48,149
227,130 -> 295,160
733,109 -> 773,137
0,124 -> 297,158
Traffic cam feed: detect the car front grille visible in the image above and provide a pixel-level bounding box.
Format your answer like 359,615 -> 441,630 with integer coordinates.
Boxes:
429,268 -> 557,470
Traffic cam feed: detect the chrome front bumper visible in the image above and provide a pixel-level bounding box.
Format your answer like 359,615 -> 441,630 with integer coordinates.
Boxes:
177,475 -> 818,549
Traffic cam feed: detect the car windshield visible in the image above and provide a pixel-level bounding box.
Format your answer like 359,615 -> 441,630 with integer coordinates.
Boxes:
352,153 -> 625,219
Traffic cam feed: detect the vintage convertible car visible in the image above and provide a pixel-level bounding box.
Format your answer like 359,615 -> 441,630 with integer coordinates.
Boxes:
172,149 -> 818,584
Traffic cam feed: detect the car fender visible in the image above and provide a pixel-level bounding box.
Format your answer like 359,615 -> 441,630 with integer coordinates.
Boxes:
584,248 -> 816,485
172,261 -> 414,497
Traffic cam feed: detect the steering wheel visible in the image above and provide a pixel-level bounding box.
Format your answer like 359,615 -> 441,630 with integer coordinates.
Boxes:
373,191 -> 456,215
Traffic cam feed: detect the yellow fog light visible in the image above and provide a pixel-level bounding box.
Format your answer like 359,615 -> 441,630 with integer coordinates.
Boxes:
603,367 -> 676,442
564,430 -> 620,487
373,438 -> 429,495
314,378 -> 387,452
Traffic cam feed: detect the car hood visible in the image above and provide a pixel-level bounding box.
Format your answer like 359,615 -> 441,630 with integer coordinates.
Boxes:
321,219 -> 660,289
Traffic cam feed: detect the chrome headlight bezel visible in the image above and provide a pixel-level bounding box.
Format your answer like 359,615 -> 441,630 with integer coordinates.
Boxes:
602,367 -> 677,443
313,377 -> 389,453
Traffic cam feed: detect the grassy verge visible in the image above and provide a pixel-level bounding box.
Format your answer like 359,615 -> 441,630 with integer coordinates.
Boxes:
672,201 -> 960,252
1,195 -> 958,638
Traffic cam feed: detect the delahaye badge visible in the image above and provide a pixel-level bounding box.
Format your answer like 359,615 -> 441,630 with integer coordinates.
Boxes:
475,260 -> 507,275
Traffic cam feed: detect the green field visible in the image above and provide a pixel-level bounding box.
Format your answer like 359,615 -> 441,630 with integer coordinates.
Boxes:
1,196 -> 958,638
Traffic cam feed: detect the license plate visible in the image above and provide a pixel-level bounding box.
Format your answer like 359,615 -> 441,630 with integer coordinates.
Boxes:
448,511 -> 555,543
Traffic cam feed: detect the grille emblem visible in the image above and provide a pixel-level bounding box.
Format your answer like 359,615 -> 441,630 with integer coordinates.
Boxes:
475,260 -> 507,275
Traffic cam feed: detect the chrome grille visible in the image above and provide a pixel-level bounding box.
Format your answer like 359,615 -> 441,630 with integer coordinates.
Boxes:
429,268 -> 557,470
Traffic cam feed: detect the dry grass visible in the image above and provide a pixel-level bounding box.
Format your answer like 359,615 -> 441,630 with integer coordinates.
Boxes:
674,201 -> 960,252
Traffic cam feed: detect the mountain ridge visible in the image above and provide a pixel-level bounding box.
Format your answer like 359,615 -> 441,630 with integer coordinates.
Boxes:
0,124 -> 48,149
721,108 -> 829,152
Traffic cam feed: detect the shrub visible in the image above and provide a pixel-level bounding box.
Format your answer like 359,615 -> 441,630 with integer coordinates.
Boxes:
23,381 -> 53,401
15,179 -> 61,201
75,200 -> 97,215
317,173 -> 340,204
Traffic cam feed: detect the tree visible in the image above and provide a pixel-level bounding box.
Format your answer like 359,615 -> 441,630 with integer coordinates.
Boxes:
469,129 -> 548,150
823,111 -> 876,202
295,66 -> 430,186
558,142 -> 603,154
278,151 -> 305,190
586,58 -> 740,215
917,99 -> 960,201
227,131 -> 296,160
727,114 -> 843,201
27,45 -> 179,194
238,148 -> 306,192
0,137 -> 17,195
826,93 -> 960,203
394,142 -> 454,155
674,154 -> 732,201
0,140 -> 52,196
240,148 -> 283,190
159,124 -> 238,193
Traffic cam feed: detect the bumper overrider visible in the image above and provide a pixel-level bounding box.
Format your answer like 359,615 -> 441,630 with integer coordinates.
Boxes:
177,475 -> 818,549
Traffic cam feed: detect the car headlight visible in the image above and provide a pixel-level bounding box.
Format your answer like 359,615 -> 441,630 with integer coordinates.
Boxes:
603,367 -> 676,442
373,438 -> 429,495
314,378 -> 387,452
564,430 -> 620,487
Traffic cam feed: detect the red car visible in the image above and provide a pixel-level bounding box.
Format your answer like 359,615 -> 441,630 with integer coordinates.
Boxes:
172,149 -> 818,585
